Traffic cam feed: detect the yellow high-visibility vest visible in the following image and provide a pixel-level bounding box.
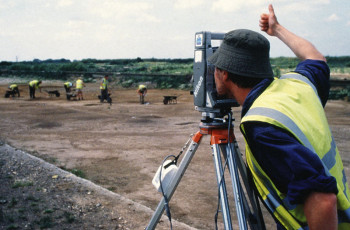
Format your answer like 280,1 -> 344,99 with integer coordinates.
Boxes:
138,84 -> 146,90
100,78 -> 108,90
9,84 -> 18,90
76,79 -> 83,89
241,73 -> 350,230
29,80 -> 40,88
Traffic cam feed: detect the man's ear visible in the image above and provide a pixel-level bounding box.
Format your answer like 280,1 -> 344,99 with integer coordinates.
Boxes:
222,70 -> 229,82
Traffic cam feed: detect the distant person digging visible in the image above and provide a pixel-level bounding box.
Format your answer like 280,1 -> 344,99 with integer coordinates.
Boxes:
64,81 -> 76,100
64,81 -> 73,93
28,80 -> 42,99
4,84 -> 20,98
137,84 -> 147,104
99,75 -> 112,104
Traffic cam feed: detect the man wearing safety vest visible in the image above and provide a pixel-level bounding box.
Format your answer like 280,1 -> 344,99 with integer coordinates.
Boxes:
137,84 -> 147,104
75,77 -> 85,100
209,4 -> 350,230
8,84 -> 20,97
99,75 -> 110,103
64,81 -> 73,93
29,80 -> 42,99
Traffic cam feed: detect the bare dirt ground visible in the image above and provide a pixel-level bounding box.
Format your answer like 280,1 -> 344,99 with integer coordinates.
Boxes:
0,81 -> 349,230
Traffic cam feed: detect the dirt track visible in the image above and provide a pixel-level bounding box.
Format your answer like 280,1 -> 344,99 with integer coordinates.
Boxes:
0,82 -> 349,229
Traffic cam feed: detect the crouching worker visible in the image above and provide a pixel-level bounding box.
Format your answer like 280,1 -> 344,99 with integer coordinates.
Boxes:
209,4 -> 350,230
99,75 -> 111,104
5,84 -> 20,98
64,81 -> 76,100
29,80 -> 42,99
64,81 -> 73,93
137,84 -> 147,104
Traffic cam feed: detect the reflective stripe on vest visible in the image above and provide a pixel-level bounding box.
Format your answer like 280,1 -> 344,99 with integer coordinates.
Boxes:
245,107 -> 339,176
241,73 -> 350,229
280,73 -> 318,96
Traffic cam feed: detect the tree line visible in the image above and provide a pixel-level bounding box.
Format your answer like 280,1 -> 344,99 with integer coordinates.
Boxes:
1,57 -> 349,98
1,56 -> 349,74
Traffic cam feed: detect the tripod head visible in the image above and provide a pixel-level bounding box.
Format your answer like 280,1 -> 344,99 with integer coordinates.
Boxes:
199,109 -> 233,123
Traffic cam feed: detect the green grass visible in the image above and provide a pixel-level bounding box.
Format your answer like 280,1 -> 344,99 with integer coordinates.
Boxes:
12,180 -> 33,188
8,198 -> 17,208
6,224 -> 19,230
26,195 -> 40,202
43,209 -> 54,214
107,186 -> 116,191
330,67 -> 350,74
37,216 -> 54,229
63,211 -> 75,223
329,87 -> 350,100
68,168 -> 86,178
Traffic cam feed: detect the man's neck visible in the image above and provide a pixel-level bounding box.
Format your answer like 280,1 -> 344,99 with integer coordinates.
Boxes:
229,83 -> 251,106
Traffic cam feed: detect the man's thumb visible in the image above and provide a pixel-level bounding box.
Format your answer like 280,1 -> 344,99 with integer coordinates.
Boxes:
268,4 -> 274,15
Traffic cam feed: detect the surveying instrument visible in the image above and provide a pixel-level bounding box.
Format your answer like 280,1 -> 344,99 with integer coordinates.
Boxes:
146,32 -> 265,230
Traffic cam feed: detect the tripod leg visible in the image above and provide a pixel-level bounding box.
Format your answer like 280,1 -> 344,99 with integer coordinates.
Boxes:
212,144 -> 233,230
229,141 -> 266,230
223,143 -> 248,230
146,132 -> 203,230
221,141 -> 265,230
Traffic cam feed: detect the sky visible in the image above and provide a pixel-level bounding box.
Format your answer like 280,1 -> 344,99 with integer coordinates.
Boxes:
1,0 -> 349,62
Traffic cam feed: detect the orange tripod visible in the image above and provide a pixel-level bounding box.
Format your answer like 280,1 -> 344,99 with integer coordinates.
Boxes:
147,119 -> 265,230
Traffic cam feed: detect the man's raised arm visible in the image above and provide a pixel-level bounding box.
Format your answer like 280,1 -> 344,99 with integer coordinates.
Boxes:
259,4 -> 326,62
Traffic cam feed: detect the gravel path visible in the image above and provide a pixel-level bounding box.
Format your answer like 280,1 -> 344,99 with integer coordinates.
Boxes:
0,141 -> 196,230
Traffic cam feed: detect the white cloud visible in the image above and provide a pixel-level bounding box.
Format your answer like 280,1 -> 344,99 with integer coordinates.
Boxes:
273,1 -> 330,14
311,0 -> 330,4
66,20 -> 90,29
174,0 -> 202,9
86,0 -> 157,21
0,0 -> 349,61
273,0 -> 330,5
57,0 -> 73,7
211,0 -> 266,12
326,13 -> 340,22
0,1 -> 16,10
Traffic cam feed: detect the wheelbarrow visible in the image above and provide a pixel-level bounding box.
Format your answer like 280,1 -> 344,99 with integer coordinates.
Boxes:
45,90 -> 60,97
163,96 -> 178,105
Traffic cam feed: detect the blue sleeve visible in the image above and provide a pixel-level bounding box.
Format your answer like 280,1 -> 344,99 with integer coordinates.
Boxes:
293,59 -> 330,107
243,122 -> 338,205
